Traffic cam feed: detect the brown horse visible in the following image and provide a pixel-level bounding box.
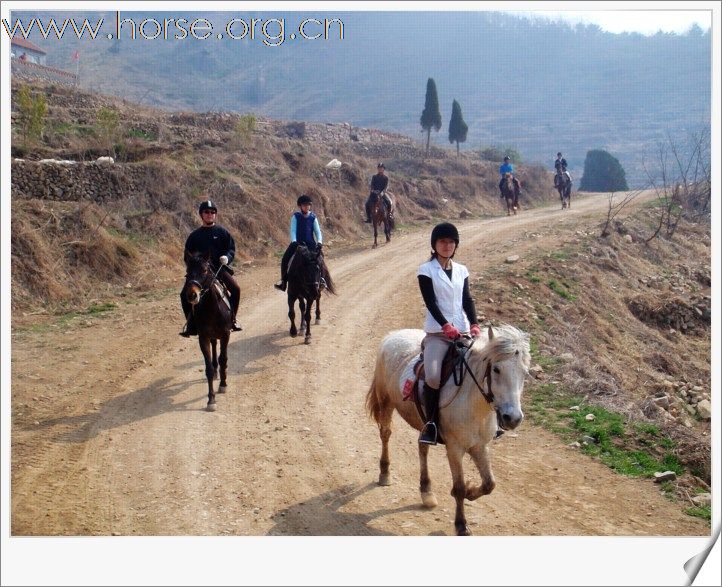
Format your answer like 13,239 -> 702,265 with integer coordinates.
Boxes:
500,173 -> 519,216
182,253 -> 232,411
366,326 -> 531,536
555,170 -> 572,209
286,244 -> 335,344
370,190 -> 394,248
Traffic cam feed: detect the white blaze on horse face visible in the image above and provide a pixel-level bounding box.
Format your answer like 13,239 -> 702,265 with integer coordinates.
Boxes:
188,285 -> 201,305
491,354 -> 526,430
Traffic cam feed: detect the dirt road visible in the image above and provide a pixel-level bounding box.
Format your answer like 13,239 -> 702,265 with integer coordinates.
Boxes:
11,193 -> 709,536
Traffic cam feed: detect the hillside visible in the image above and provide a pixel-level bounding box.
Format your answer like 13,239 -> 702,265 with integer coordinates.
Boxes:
15,10 -> 712,186
10,80 -> 558,314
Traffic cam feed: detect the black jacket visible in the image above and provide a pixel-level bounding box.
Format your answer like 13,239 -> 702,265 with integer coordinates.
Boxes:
184,224 -> 236,270
554,158 -> 568,171
370,173 -> 389,193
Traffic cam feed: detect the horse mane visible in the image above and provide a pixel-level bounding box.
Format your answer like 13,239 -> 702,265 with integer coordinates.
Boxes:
468,324 -> 531,369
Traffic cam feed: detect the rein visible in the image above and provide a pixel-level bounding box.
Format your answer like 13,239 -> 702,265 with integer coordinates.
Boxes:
192,264 -> 225,302
440,336 -> 495,408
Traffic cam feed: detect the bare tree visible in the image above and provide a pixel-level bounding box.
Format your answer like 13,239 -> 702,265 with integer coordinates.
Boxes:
642,129 -> 711,243
599,188 -> 644,237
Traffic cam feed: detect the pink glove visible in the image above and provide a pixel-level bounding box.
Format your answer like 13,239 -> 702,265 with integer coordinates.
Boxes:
470,324 -> 482,338
442,323 -> 461,340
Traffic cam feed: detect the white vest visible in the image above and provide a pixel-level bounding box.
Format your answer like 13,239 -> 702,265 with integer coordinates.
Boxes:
418,258 -> 471,333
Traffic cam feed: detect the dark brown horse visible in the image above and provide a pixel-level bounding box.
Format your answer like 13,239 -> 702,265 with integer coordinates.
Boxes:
286,244 -> 335,344
182,253 -> 233,411
370,191 -> 394,248
555,170 -> 572,209
500,173 -> 519,216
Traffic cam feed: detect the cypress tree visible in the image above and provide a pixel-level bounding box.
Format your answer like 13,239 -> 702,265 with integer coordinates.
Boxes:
420,78 -> 442,157
448,99 -> 468,156
579,149 -> 629,191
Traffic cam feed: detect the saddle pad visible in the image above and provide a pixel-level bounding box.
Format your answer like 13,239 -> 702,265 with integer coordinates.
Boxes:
213,281 -> 232,310
400,354 -> 422,400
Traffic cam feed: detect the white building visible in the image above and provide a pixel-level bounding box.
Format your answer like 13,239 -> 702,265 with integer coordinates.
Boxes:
10,38 -> 47,65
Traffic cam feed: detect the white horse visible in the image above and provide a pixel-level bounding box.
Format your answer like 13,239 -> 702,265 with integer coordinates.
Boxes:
365,325 -> 531,535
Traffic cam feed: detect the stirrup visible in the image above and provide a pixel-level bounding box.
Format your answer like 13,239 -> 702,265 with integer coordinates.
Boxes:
320,277 -> 327,290
179,330 -> 191,338
232,321 -> 243,332
274,281 -> 286,291
419,422 -> 438,445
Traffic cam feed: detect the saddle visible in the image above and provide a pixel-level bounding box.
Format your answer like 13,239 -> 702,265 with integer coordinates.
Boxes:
405,337 -> 474,443
213,280 -> 232,310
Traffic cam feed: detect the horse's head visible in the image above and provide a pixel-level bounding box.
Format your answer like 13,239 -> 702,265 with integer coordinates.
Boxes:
292,244 -> 323,292
469,325 -> 531,431
183,252 -> 214,306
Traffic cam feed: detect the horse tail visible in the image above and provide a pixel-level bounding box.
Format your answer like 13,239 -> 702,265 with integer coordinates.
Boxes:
365,353 -> 387,424
321,261 -> 336,295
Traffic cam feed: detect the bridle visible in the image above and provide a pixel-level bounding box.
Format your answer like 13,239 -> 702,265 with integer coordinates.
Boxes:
450,336 -> 495,405
185,262 -> 224,303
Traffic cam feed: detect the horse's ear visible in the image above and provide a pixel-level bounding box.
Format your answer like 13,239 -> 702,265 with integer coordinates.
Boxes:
488,326 -> 494,340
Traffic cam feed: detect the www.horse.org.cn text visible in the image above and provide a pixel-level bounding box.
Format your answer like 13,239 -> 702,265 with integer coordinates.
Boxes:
1,13 -> 345,47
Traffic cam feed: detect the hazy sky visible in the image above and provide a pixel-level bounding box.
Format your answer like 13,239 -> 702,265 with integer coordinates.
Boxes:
512,10 -> 712,35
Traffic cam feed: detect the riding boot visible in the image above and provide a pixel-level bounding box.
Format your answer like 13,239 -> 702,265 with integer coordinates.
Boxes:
274,279 -> 287,291
179,314 -> 198,337
419,383 -> 440,445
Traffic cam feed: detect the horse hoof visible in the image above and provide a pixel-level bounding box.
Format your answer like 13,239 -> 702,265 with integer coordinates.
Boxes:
290,329 -> 297,338
206,403 -> 217,412
378,473 -> 391,486
315,319 -> 321,325
456,524 -> 472,536
304,337 -> 311,345
218,385 -> 227,394
421,491 -> 438,508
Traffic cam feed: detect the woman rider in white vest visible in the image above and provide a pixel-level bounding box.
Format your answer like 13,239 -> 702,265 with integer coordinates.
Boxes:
417,222 -> 481,445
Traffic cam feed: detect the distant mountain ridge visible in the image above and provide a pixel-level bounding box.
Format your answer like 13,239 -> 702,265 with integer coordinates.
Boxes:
14,10 -> 712,186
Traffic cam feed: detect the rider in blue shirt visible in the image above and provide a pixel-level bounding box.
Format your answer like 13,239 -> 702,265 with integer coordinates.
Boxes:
274,195 -> 324,291
498,155 -> 521,198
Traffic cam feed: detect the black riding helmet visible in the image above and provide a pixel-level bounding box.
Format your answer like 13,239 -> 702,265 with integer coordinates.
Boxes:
297,194 -> 313,206
198,200 -> 217,215
431,222 -> 460,249
503,156 -> 511,162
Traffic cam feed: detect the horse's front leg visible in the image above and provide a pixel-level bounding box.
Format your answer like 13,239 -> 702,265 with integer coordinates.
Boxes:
198,336 -> 216,411
217,332 -> 230,393
419,443 -> 438,508
288,294 -> 297,337
446,442 -> 471,535
372,220 -> 378,248
211,339 -> 219,380
465,442 -> 496,501
298,297 -> 307,335
303,296 -> 312,344
314,293 -> 321,325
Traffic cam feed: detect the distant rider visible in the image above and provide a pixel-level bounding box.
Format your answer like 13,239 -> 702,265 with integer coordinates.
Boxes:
364,162 -> 390,223
274,194 -> 324,292
498,155 -> 521,199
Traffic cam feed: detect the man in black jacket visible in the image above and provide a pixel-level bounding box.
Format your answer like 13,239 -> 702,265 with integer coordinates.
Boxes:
364,162 -> 390,223
180,200 -> 242,337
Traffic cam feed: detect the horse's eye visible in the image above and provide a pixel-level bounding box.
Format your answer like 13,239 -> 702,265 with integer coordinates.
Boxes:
493,366 -> 500,374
